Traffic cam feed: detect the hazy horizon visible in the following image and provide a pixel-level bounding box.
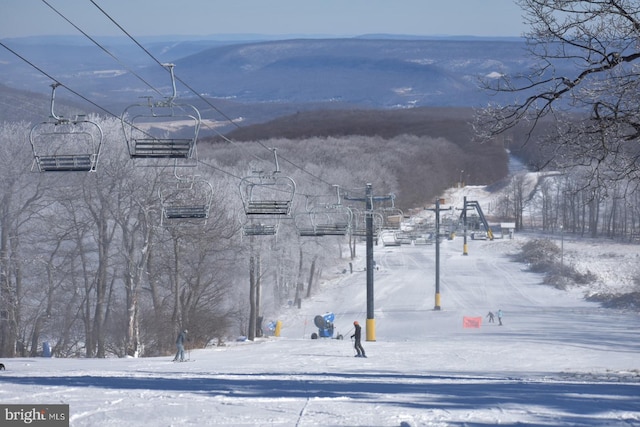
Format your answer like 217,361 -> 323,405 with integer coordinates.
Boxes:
1,0 -> 527,39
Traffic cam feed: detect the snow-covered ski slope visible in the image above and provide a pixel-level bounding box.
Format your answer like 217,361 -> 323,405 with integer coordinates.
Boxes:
1,231 -> 639,426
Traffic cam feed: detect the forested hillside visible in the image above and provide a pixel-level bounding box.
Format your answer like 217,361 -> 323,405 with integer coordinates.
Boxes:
207,107 -> 511,209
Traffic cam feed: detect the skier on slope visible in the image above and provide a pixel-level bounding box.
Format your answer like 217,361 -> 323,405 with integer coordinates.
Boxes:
350,321 -> 366,358
173,329 -> 188,362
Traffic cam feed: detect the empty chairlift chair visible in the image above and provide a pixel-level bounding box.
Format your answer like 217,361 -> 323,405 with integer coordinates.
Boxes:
29,83 -> 103,172
294,204 -> 318,237
242,219 -> 279,237
295,187 -> 353,237
239,149 -> 296,217
121,64 -> 201,166
309,207 -> 352,236
239,207 -> 280,237
350,208 -> 383,238
158,174 -> 214,226
379,199 -> 404,231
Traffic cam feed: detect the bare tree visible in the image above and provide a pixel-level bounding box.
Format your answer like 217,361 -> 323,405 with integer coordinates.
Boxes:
479,0 -> 640,191
248,254 -> 257,340
111,165 -> 159,357
510,174 -> 528,230
0,122 -> 47,357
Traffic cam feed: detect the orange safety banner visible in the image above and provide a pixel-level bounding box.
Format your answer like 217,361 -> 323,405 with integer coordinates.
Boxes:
463,316 -> 482,328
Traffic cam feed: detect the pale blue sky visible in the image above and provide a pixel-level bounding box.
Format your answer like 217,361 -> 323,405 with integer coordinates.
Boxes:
2,0 -> 527,39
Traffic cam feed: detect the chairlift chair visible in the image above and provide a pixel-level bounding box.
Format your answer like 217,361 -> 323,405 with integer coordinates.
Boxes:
295,187 -> 353,237
242,219 -> 279,237
314,207 -> 352,236
29,83 -> 103,172
378,195 -> 404,229
121,64 -> 201,166
294,209 -> 316,237
158,173 -> 213,226
350,208 -> 383,237
239,149 -> 296,216
296,206 -> 353,237
292,195 -> 316,236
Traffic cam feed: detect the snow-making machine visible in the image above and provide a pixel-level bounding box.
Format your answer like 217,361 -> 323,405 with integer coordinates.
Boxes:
311,312 -> 343,340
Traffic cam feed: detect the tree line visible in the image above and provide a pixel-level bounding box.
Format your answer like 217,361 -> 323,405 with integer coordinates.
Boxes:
490,169 -> 640,241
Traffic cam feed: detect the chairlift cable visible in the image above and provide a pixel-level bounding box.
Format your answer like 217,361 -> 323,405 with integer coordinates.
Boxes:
0,39 -> 247,182
24,0 -> 351,196
199,121 -> 336,194
0,41 -> 114,119
89,0 -> 337,190
89,0 -> 240,128
1,38 -> 342,201
195,158 -> 242,180
0,41 -> 165,147
209,122 -> 336,191
0,37 -> 251,184
198,121 -> 267,165
41,0 -> 165,98
89,0 -> 163,68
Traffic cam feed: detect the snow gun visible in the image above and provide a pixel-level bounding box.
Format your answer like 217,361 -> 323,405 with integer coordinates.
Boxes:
311,312 -> 343,340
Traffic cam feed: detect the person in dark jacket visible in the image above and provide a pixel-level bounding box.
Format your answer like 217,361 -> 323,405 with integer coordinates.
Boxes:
173,329 -> 188,361
350,321 -> 366,358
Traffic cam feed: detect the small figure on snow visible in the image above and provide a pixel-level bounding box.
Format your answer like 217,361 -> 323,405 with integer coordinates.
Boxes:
351,320 -> 366,358
173,329 -> 188,362
486,311 -> 495,323
497,309 -> 503,326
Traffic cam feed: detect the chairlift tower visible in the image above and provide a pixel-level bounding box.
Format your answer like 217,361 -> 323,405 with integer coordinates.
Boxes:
425,198 -> 453,310
344,183 -> 394,342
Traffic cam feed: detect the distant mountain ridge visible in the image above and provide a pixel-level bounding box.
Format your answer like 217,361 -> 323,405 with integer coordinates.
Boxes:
0,35 -> 544,125
174,37 -> 531,108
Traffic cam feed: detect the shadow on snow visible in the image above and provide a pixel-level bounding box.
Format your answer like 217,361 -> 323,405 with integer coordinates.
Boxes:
2,371 -> 638,425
